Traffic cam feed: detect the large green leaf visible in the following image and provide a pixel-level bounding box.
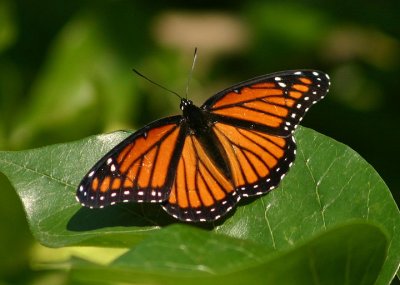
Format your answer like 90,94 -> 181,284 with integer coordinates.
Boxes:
0,127 -> 399,284
69,222 -> 388,285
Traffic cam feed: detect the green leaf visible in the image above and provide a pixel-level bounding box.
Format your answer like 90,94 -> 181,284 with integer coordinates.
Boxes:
0,127 -> 399,284
69,222 -> 388,285
0,174 -> 32,277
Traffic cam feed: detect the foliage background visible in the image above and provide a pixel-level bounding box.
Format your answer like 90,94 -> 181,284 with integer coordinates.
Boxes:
0,0 -> 399,284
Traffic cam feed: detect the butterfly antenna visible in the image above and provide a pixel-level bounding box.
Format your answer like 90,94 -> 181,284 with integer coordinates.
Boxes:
132,68 -> 182,100
185,47 -> 198,100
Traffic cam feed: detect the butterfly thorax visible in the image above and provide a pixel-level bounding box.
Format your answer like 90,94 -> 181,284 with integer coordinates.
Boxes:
180,99 -> 212,135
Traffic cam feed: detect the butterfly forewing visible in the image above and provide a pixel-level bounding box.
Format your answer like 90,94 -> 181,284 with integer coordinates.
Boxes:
203,70 -> 330,136
76,116 -> 184,208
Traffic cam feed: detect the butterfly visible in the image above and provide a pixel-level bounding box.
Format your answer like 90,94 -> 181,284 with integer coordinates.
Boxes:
76,70 -> 330,222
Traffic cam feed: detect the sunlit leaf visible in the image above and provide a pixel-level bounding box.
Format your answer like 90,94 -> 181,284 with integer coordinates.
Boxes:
69,222 -> 388,285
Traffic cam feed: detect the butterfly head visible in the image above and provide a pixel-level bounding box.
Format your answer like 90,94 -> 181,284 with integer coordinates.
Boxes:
180,98 -> 193,111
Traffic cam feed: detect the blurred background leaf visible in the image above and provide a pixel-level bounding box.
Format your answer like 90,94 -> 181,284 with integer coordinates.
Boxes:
0,0 -> 399,284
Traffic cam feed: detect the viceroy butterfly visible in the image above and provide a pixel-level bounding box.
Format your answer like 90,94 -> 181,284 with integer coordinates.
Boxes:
76,70 -> 330,222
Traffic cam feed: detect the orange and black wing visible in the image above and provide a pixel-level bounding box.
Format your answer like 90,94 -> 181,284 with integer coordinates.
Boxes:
76,116 -> 185,208
162,121 -> 297,222
203,70 -> 330,137
212,122 -> 295,197
200,70 -> 330,197
162,134 -> 240,222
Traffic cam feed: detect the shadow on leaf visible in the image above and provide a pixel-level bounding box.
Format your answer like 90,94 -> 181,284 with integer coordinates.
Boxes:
67,202 -> 233,231
67,203 -> 175,231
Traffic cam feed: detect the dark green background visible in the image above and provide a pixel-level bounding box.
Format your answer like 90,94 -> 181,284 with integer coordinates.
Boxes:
0,0 -> 399,284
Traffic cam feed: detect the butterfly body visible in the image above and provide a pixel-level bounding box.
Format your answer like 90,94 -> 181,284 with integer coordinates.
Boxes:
76,70 -> 330,222
181,99 -> 233,180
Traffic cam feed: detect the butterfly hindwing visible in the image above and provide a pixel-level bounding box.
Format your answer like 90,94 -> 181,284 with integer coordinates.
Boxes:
162,134 -> 240,222
203,70 -> 330,136
212,122 -> 296,196
76,116 -> 184,208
